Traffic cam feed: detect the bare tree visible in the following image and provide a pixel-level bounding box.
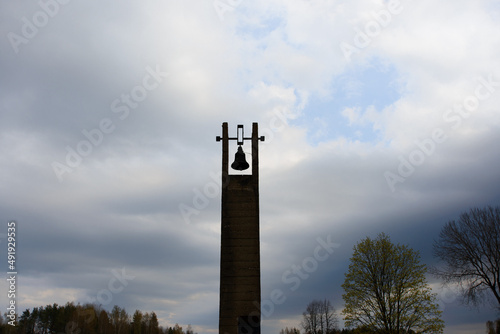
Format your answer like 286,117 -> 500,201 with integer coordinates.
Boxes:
319,300 -> 337,333
432,206 -> 500,308
302,301 -> 319,334
301,299 -> 338,334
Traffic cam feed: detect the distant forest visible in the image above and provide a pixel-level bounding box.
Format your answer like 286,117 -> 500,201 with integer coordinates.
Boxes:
2,302 -> 499,334
1,302 -> 196,334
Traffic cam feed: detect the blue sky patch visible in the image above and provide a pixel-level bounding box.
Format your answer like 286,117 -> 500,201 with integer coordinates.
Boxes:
296,59 -> 402,145
234,12 -> 284,40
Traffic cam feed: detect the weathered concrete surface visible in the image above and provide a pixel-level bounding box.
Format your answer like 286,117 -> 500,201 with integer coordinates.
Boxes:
220,175 -> 260,334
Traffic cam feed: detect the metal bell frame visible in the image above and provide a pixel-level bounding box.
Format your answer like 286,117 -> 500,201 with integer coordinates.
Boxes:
216,124 -> 265,171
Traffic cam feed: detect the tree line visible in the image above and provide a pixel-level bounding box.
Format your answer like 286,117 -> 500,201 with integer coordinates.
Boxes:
0,303 -> 197,334
281,205 -> 500,334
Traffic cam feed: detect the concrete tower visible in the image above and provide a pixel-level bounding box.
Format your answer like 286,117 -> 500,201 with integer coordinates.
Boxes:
217,122 -> 264,334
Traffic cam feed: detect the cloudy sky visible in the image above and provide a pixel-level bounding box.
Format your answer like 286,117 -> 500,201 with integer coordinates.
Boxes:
1,0 -> 500,333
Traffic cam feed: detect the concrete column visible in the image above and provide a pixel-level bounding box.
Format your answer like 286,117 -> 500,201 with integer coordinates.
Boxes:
219,123 -> 261,334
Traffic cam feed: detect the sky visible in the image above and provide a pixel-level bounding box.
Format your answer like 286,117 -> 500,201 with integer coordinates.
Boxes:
1,0 -> 500,333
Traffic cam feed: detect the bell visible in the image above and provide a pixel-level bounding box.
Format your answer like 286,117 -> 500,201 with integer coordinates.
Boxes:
231,145 -> 250,171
